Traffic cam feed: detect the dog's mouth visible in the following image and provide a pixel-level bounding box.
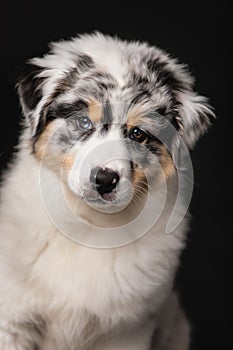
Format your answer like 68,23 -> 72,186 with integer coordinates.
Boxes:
78,182 -> 134,213
82,189 -> 124,213
83,188 -> 117,203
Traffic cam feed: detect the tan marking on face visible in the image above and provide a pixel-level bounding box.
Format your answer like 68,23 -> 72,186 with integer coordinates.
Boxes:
131,166 -> 148,204
132,145 -> 174,196
126,105 -> 144,127
34,120 -> 75,176
34,121 -> 56,160
159,146 -> 175,179
62,153 -> 75,174
88,99 -> 102,123
132,166 -> 147,186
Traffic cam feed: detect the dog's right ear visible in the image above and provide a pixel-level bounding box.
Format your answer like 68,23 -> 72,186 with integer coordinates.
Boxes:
16,61 -> 46,134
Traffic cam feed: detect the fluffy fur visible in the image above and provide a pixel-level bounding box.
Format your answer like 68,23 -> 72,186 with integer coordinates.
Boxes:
0,33 -> 214,349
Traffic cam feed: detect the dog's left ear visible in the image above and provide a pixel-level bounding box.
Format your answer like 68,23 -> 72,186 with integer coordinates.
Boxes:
176,91 -> 215,149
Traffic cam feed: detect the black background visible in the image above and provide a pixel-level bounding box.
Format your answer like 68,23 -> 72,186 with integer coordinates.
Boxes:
0,1 -> 231,349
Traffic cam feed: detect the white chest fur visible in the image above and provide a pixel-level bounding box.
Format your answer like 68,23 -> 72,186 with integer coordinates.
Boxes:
0,149 -> 187,349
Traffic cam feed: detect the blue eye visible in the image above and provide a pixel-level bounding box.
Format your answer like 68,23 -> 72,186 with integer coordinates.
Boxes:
77,116 -> 93,130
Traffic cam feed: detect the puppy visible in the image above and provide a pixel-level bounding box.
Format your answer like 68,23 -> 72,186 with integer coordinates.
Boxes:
0,33 -> 214,350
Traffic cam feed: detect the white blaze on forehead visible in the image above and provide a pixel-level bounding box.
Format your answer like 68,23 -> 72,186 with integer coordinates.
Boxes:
90,127 -> 128,172
71,126 -> 129,183
71,33 -> 127,87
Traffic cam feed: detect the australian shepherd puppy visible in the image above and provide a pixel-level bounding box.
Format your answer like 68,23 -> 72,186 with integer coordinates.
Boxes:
0,33 -> 214,350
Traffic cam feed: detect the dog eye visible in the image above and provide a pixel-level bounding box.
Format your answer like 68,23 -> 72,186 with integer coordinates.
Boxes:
77,116 -> 93,130
129,127 -> 147,143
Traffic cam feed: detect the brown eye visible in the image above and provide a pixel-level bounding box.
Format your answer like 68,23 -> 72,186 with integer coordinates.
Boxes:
129,127 -> 147,143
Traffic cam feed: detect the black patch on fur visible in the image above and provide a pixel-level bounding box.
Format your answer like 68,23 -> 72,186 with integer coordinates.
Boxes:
147,57 -> 185,92
100,101 -> 113,134
147,57 -> 166,72
17,63 -> 44,111
32,100 -> 88,148
47,100 -> 88,120
79,127 -> 96,141
98,81 -> 116,90
125,59 -> 186,132
131,90 -> 151,105
82,72 -> 117,98
32,118 -> 48,148
18,64 -> 82,148
171,111 -> 182,131
129,160 -> 135,179
126,71 -> 152,104
135,104 -> 179,135
54,68 -> 79,92
77,54 -> 95,71
146,139 -> 160,155
141,130 -> 161,155
130,72 -> 150,86
122,124 -> 128,138
146,57 -> 187,130
156,106 -> 167,116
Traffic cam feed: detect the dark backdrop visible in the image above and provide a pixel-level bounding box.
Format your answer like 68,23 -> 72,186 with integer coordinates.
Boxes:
0,2 -> 231,349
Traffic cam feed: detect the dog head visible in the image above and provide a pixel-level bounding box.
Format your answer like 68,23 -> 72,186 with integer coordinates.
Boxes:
17,33 -> 214,214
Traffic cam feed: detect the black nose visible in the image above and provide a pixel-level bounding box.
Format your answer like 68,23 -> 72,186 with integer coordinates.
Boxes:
90,166 -> 120,195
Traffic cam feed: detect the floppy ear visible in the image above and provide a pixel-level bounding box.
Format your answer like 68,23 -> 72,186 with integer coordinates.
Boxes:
16,52 -> 92,139
16,61 -> 46,135
176,91 -> 215,149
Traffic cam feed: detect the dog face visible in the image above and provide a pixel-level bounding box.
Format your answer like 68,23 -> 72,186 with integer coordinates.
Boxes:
17,33 -> 214,213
